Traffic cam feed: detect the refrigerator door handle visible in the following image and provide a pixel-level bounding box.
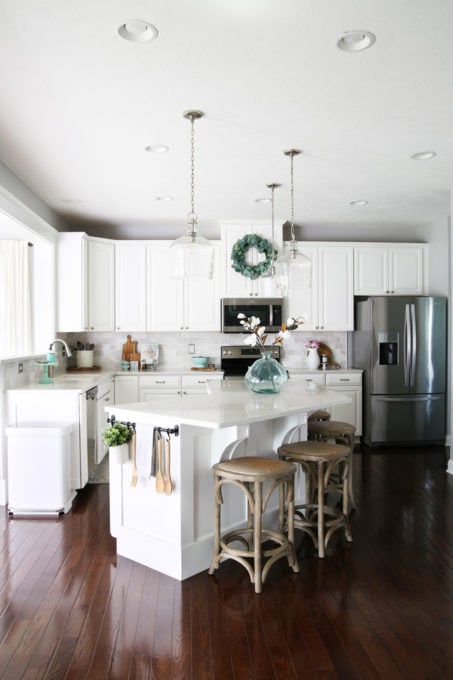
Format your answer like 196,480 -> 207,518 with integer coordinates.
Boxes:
376,395 -> 442,403
410,304 -> 417,388
404,304 -> 411,387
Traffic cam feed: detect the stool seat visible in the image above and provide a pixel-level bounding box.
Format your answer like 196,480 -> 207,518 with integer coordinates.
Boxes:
278,440 -> 352,558
213,456 -> 295,481
307,409 -> 331,422
209,456 -> 299,593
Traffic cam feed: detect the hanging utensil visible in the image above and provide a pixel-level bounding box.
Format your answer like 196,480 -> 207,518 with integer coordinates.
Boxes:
163,435 -> 172,496
130,430 -> 138,487
155,436 -> 165,494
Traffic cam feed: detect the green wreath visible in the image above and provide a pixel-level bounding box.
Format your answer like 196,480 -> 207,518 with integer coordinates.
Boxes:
231,234 -> 277,279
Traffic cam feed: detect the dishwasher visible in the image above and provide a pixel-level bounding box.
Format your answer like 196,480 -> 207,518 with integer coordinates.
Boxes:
86,379 -> 113,465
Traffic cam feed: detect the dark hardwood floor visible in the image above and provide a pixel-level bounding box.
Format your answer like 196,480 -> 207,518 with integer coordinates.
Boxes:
0,447 -> 452,679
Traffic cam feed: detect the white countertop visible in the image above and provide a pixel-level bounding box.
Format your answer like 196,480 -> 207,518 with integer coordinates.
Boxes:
107,377 -> 351,429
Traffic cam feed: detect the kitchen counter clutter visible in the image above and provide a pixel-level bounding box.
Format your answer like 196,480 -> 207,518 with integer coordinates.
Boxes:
106,377 -> 351,580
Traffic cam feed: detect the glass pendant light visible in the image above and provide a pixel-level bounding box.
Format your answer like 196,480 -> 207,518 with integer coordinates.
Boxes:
275,149 -> 311,293
170,110 -> 214,279
261,182 -> 280,279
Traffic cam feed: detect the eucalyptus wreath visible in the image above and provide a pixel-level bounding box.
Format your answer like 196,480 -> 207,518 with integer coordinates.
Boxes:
230,234 -> 277,279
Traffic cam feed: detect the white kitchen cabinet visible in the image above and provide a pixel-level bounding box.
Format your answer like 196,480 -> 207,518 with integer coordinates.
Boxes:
302,371 -> 362,437
220,222 -> 283,297
147,242 -> 221,332
354,244 -> 427,295
286,244 -> 354,331
57,233 -> 115,332
115,243 -> 147,332
325,373 -> 362,437
139,374 -> 181,400
114,375 -> 139,404
181,374 -> 223,395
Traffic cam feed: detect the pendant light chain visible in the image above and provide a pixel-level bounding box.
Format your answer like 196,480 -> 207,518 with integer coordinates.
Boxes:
189,113 -> 196,224
289,151 -> 295,242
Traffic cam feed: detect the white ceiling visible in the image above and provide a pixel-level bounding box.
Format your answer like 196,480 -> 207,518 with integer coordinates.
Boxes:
1,0 -> 453,240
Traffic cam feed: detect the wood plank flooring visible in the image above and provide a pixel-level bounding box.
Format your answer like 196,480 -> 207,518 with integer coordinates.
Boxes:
0,446 -> 452,679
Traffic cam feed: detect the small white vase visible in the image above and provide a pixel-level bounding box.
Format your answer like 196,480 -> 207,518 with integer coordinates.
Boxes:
306,347 -> 320,370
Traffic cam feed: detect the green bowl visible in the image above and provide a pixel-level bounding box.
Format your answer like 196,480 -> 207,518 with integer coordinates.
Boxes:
192,356 -> 208,368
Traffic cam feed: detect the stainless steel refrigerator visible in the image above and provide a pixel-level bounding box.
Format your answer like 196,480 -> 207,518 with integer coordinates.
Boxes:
348,296 -> 447,447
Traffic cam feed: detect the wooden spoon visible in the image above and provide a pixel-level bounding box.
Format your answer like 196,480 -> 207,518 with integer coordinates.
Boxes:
155,437 -> 164,494
164,437 -> 172,496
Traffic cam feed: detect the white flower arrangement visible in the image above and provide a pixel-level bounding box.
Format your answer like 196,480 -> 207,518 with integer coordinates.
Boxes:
237,313 -> 305,350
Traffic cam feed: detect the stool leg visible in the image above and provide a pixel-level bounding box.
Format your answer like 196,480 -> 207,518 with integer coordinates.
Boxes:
317,462 -> 325,558
254,481 -> 262,594
286,476 -> 299,573
209,474 -> 221,575
342,460 -> 353,543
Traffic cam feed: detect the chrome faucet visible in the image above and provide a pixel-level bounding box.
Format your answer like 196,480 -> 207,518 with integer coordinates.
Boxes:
49,338 -> 72,357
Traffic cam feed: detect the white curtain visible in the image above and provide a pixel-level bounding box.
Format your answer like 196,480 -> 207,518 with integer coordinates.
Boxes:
0,241 -> 32,356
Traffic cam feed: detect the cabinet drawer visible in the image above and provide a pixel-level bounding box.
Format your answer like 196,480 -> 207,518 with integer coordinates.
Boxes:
181,375 -> 211,387
139,375 -> 181,389
302,374 -> 325,386
326,373 -> 362,387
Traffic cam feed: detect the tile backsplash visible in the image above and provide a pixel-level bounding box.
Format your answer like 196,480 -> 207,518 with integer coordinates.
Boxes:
2,331 -> 348,389
62,330 -> 348,373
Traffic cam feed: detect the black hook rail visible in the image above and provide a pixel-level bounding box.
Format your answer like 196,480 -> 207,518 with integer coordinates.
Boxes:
107,415 -> 179,438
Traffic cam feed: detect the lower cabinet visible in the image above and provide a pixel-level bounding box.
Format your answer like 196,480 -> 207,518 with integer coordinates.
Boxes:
114,373 -> 224,403
303,372 -> 362,437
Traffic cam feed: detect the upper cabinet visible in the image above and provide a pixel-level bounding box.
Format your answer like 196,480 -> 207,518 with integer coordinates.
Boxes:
57,233 -> 114,332
220,222 -> 283,297
115,243 -> 147,332
354,244 -> 427,295
285,244 -> 354,331
147,241 -> 221,332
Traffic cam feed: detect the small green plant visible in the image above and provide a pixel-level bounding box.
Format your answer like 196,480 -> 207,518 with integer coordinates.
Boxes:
102,422 -> 131,447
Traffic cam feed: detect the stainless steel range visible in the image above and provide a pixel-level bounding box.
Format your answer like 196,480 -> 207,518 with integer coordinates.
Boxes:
221,345 -> 281,378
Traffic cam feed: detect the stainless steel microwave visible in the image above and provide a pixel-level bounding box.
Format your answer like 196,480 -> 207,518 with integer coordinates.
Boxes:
221,298 -> 283,333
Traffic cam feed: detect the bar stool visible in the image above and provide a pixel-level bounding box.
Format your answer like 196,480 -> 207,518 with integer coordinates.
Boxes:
307,419 -> 356,508
307,409 -> 331,422
278,440 -> 352,558
209,456 -> 299,593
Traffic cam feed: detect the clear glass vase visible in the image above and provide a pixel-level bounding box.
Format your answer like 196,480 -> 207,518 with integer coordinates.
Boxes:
244,351 -> 289,394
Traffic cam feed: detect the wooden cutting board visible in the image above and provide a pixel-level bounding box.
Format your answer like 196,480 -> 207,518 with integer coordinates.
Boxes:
122,335 -> 141,362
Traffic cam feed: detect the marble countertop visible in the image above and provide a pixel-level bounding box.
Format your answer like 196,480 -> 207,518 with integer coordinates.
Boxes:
107,376 -> 351,430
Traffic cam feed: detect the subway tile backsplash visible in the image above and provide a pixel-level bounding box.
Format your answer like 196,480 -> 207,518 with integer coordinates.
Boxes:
4,331 -> 348,388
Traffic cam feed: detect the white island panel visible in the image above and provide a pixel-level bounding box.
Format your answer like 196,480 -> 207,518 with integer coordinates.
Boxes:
107,378 -> 350,580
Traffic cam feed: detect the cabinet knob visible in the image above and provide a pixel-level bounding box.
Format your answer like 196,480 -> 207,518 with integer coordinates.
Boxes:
90,326 -> 94,330
117,326 -> 120,330
180,326 -> 184,330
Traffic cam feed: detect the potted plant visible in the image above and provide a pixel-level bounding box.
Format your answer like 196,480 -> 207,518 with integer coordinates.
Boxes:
102,422 -> 131,465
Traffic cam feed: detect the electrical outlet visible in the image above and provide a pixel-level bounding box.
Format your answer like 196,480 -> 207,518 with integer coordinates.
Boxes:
18,363 -> 23,374
188,343 -> 195,354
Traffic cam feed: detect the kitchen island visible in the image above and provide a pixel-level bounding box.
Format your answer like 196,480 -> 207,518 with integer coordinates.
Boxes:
106,377 -> 350,580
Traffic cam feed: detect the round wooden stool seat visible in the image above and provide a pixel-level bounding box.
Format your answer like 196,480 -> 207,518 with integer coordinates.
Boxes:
209,456 -> 299,593
307,409 -> 331,422
278,441 -> 352,558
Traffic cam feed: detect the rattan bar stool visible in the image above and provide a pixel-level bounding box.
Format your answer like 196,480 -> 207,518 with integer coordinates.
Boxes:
307,409 -> 331,422
209,456 -> 299,593
307,419 -> 356,508
278,441 -> 352,558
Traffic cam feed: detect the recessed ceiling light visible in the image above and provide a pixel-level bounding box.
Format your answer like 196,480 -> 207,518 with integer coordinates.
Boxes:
155,196 -> 175,202
255,197 -> 272,204
118,20 -> 158,43
411,151 -> 437,160
349,200 -> 368,206
145,145 -> 169,153
61,198 -> 82,204
337,30 -> 376,52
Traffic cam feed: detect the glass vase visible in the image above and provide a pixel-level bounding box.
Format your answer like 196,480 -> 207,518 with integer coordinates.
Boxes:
244,351 -> 289,394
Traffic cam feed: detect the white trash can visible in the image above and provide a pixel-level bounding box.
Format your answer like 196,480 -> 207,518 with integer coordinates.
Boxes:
6,422 -> 76,516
